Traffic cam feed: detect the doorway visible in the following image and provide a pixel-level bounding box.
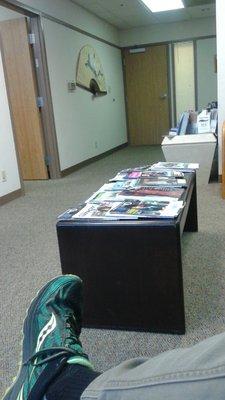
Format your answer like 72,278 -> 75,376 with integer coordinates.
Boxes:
123,45 -> 170,145
0,3 -> 60,181
0,17 -> 48,180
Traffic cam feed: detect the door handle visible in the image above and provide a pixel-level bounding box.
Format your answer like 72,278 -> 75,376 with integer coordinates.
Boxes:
160,93 -> 168,100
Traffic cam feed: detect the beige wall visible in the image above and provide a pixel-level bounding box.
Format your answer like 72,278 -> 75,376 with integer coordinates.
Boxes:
174,42 -> 195,123
119,17 -> 216,47
0,49 -> 21,197
197,37 -> 217,110
43,18 -> 127,171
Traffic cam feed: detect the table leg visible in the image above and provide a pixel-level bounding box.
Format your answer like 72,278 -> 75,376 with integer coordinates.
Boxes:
184,175 -> 198,232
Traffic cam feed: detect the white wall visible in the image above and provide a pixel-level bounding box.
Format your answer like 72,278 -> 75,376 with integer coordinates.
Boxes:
43,18 -> 127,170
216,0 -> 225,174
0,50 -> 21,197
20,0 -> 119,46
119,17 -> 216,47
197,37 -> 217,110
174,41 -> 195,122
0,6 -> 20,21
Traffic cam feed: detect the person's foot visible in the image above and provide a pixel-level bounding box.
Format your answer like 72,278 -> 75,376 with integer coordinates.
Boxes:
3,275 -> 93,400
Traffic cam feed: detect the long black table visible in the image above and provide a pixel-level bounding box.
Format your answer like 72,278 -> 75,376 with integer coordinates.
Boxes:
57,172 -> 198,334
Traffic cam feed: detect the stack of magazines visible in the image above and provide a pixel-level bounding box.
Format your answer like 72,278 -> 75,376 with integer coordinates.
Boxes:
58,162 -> 199,221
150,162 -> 199,172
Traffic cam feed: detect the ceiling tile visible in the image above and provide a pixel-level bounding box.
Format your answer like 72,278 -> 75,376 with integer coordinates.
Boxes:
71,0 -> 215,29
154,9 -> 190,24
186,3 -> 215,18
184,0 -> 214,6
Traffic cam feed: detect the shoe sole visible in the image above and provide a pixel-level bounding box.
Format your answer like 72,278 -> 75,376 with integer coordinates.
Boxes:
2,274 -> 82,400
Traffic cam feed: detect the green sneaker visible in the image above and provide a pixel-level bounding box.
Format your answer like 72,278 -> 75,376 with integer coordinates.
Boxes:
3,274 -> 93,400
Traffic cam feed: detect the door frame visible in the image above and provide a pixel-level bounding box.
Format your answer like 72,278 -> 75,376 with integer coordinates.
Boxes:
122,43 -> 172,145
0,0 -> 61,179
29,16 -> 61,179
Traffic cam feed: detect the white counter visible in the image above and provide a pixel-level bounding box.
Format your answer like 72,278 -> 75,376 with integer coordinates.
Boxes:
162,133 -> 216,146
161,133 -> 217,185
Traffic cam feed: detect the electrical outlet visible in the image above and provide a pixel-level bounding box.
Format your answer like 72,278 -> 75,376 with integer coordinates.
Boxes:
1,170 -> 7,182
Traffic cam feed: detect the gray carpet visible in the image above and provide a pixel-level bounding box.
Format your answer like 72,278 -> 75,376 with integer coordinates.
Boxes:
1,145 -> 225,396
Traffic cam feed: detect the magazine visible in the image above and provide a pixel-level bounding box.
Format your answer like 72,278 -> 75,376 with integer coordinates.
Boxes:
85,190 -> 121,203
116,165 -> 153,173
110,171 -> 142,181
150,162 -> 199,171
70,199 -> 184,220
100,180 -> 138,191
110,169 -> 184,181
118,186 -> 185,199
86,185 -> 184,204
103,177 -> 186,189
57,207 -> 80,220
135,177 -> 186,187
71,202 -> 134,220
108,199 -> 184,219
141,170 -> 184,178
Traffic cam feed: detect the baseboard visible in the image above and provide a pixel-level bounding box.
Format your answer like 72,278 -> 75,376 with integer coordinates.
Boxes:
0,188 -> 23,206
61,142 -> 128,177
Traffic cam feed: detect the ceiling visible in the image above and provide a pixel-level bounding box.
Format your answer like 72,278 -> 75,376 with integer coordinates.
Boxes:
71,0 -> 215,29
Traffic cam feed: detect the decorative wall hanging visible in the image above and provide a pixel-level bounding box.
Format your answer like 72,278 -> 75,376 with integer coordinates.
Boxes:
76,45 -> 107,95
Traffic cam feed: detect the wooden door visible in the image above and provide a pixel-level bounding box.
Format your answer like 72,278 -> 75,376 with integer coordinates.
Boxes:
124,45 -> 170,145
0,17 -> 48,180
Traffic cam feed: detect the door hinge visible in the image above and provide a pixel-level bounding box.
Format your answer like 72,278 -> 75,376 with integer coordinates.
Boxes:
44,155 -> 51,166
123,58 -> 126,66
28,33 -> 36,45
35,58 -> 39,68
37,96 -> 44,108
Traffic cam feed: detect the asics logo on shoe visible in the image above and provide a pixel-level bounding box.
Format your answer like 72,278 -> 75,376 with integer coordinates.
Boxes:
36,313 -> 56,352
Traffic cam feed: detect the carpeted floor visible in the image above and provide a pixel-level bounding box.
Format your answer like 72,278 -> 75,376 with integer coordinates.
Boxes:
1,145 -> 225,396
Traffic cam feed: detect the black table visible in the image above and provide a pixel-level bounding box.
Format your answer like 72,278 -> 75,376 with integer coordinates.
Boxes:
57,172 -> 198,334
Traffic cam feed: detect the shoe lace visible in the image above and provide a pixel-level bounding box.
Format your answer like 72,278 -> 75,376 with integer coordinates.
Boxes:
64,313 -> 82,347
24,347 -> 81,366
24,314 -> 88,367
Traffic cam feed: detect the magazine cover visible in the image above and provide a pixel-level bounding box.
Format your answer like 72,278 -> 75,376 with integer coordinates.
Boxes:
141,170 -> 184,178
85,190 -> 120,203
110,169 -> 185,181
110,171 -> 142,181
118,186 -> 185,199
102,177 -> 186,190
70,200 -> 184,220
57,207 -> 80,220
72,202 -> 123,220
100,180 -> 138,191
86,186 -> 184,204
108,199 -> 184,219
135,177 -> 186,187
118,165 -> 152,173
151,162 -> 199,171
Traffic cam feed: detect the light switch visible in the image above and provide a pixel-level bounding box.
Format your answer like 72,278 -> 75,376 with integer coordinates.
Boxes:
67,81 -> 76,92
